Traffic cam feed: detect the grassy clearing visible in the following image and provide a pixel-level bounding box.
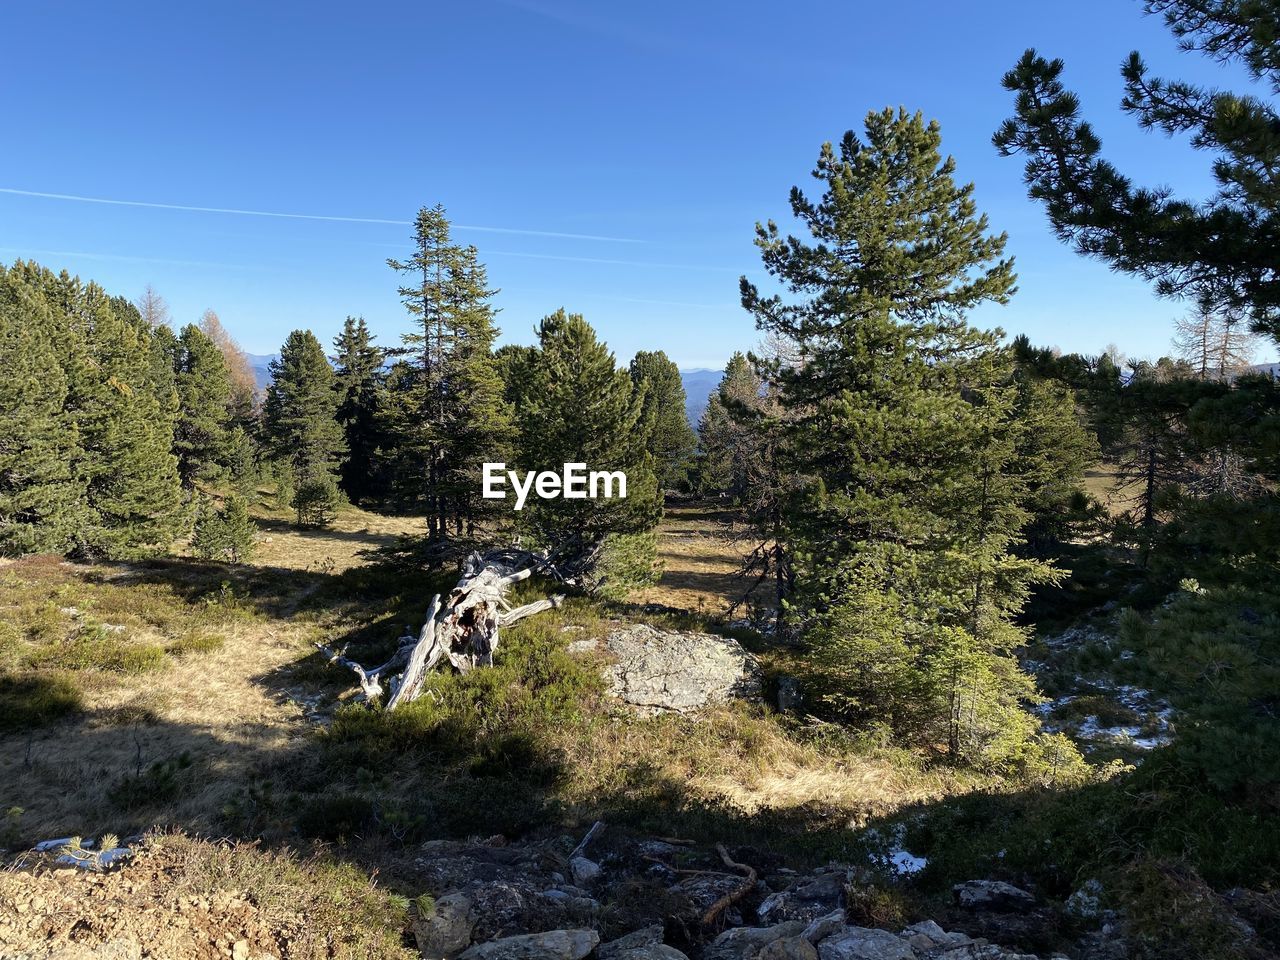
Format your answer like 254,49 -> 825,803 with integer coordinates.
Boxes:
632,502 -> 764,616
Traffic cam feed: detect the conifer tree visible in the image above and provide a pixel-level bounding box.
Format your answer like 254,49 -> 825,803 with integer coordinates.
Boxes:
263,330 -> 346,487
332,315 -> 385,503
173,324 -> 233,488
517,310 -> 662,565
0,282 -> 86,554
385,205 -> 514,536
697,352 -> 761,498
994,2 -> 1280,343
742,111 -> 1058,767
629,350 -> 696,491
0,261 -> 185,557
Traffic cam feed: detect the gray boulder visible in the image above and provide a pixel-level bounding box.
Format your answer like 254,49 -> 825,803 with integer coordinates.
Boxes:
597,926 -> 666,960
413,891 -> 475,959
703,922 -> 808,960
458,929 -> 600,960
816,928 -> 914,960
800,911 -> 846,944
601,624 -> 761,714
952,880 -> 1036,912
757,937 -> 819,960
611,947 -> 690,960
758,873 -> 844,923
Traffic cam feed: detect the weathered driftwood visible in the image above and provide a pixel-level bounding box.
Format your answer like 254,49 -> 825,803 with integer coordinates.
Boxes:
317,548 -> 564,709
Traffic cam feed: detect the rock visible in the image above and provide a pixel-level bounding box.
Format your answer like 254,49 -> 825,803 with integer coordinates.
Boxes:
232,942 -> 250,960
758,873 -> 844,922
776,676 -> 802,713
1065,879 -> 1104,919
598,925 -> 665,960
952,880 -> 1036,912
900,920 -> 946,951
611,947 -> 690,960
602,624 -> 761,714
816,928 -> 914,960
757,936 -> 819,960
570,857 -> 602,886
703,922 -> 807,960
458,929 -> 600,960
800,910 -> 845,944
413,891 -> 475,959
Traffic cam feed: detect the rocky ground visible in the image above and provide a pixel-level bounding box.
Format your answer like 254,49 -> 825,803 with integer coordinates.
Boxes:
1,824 -> 1123,960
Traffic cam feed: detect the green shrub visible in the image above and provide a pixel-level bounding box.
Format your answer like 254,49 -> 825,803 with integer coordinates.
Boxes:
192,495 -> 256,563
109,752 -> 194,810
293,476 -> 342,528
589,531 -> 660,601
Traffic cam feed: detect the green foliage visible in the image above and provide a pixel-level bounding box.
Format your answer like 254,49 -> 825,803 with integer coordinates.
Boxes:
293,475 -> 342,528
191,495 -> 256,563
514,310 -> 663,565
172,323 -> 233,488
629,350 -> 696,491
995,4 -> 1280,342
743,111 -> 1055,765
590,531 -> 661,602
263,329 -> 346,487
0,261 -> 185,558
109,752 -> 194,811
332,316 -> 385,504
383,205 -> 514,536
0,289 -> 86,554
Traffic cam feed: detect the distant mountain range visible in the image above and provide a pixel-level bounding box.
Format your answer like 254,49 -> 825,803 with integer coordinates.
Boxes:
245,353 -> 276,392
244,353 -> 723,428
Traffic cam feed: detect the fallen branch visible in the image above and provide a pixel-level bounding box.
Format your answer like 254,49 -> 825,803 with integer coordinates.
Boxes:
319,546 -> 570,709
701,844 -> 757,928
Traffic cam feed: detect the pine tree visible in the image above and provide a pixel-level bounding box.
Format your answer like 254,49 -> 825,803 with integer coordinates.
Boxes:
0,261 -> 184,557
0,279 -> 86,554
697,352 -> 761,498
331,316 -> 384,503
994,2 -> 1280,342
192,494 -> 256,562
629,350 -> 696,491
517,310 -> 662,570
742,111 -> 1059,767
385,205 -> 514,536
173,324 -> 233,488
263,330 -> 346,488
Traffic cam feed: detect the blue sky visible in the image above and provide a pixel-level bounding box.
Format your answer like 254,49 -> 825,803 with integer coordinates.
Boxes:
2,0 -> 1273,369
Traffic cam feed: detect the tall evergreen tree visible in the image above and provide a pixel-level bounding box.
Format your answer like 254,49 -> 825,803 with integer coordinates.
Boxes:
173,324 -> 233,488
1,261 -> 185,557
629,350 -> 697,491
385,205 -> 513,536
0,281 -> 86,554
742,111 -> 1057,767
517,310 -> 662,558
332,315 -> 385,503
263,330 -> 346,485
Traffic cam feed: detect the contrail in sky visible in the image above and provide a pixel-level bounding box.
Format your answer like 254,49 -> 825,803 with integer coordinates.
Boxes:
0,187 -> 644,244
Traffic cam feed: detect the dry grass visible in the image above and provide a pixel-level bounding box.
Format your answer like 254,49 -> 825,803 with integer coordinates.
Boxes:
632,503 -> 759,614
1083,463 -> 1141,517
